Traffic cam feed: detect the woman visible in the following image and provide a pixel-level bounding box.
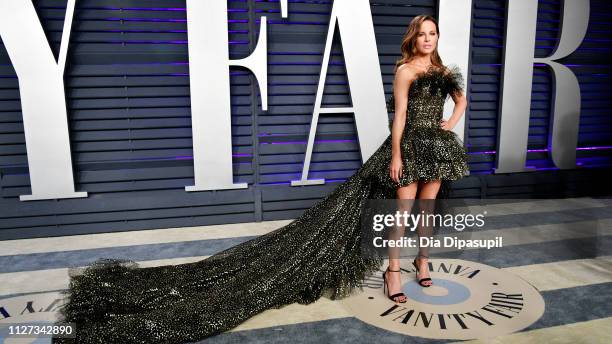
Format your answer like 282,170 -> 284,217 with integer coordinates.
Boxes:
382,14 -> 469,303
52,14 -> 468,343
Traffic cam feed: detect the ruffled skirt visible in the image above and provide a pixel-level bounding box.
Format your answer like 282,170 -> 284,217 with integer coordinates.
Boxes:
368,127 -> 469,192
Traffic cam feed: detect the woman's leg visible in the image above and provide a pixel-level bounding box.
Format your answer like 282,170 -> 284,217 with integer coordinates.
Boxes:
414,179 -> 442,286
385,181 -> 418,302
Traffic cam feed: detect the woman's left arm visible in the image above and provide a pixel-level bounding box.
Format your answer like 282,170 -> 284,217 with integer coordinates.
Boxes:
441,90 -> 468,131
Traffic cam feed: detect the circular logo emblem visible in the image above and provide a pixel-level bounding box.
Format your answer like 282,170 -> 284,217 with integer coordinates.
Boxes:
0,291 -> 65,343
339,259 -> 545,340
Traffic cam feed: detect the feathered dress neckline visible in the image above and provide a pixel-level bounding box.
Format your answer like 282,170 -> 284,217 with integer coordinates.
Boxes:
386,63 -> 464,113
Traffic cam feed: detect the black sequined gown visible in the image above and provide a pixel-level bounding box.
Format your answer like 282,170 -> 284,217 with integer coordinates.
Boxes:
52,64 -> 469,343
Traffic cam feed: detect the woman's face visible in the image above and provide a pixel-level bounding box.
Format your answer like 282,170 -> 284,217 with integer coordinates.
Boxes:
415,20 -> 438,55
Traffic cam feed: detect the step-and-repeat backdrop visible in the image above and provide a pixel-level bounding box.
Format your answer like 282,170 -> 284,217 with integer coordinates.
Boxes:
0,0 -> 610,239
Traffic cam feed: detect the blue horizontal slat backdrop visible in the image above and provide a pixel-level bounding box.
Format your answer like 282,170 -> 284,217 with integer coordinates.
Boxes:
0,0 -> 610,240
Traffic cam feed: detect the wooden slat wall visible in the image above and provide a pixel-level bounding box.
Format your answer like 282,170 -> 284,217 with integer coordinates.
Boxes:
0,0 -> 258,240
466,0 -> 612,197
0,0 -> 610,239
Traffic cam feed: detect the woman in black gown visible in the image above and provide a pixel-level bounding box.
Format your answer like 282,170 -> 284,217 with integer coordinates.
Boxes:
52,14 -> 469,343
382,14 -> 469,303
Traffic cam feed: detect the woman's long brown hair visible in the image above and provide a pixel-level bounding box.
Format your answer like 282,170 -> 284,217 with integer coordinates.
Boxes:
393,15 -> 444,73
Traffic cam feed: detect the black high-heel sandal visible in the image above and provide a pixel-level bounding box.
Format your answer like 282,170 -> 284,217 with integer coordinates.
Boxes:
382,267 -> 407,303
412,255 -> 433,287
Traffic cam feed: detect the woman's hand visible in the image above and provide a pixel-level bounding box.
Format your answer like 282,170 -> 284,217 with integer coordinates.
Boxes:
389,154 -> 403,183
440,119 -> 455,131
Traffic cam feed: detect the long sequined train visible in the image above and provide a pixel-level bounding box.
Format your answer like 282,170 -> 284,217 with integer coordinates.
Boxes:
51,64 -> 469,343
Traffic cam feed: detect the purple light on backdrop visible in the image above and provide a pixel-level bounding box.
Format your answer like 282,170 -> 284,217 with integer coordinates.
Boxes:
99,18 -> 248,23
576,146 -> 612,150
261,20 -> 327,25
261,178 -> 346,186
94,6 -> 250,12
263,168 -> 355,175
263,139 -> 355,145
467,146 -> 612,155
258,139 -> 612,153
100,40 -> 248,44
175,154 -> 252,160
116,7 -> 186,11
107,30 -> 247,34
168,71 -> 248,76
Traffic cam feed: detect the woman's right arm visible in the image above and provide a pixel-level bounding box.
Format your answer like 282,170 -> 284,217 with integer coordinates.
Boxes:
389,66 -> 413,184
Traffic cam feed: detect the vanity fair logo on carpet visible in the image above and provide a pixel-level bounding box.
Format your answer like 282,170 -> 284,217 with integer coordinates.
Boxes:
0,291 -> 69,342
339,259 -> 545,340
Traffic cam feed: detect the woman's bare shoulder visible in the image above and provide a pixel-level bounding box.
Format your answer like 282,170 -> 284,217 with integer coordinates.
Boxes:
395,63 -> 418,83
396,62 -> 420,74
